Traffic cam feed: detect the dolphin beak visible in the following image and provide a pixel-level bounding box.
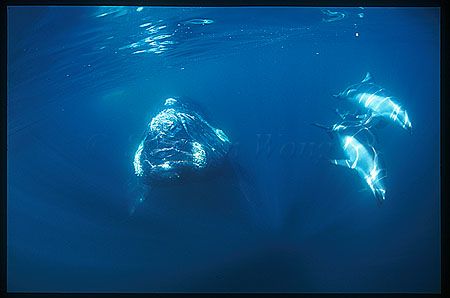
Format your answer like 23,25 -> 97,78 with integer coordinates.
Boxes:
332,94 -> 340,99
374,189 -> 386,204
406,125 -> 412,135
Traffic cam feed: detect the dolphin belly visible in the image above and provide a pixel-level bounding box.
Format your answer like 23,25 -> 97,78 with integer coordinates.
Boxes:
339,135 -> 373,171
356,93 -> 395,116
336,134 -> 386,203
357,92 -> 411,133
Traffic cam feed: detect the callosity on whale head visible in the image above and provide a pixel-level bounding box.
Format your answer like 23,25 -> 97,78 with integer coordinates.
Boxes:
133,97 -> 231,185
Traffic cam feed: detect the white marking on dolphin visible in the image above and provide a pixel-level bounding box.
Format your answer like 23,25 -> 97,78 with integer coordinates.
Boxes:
312,121 -> 387,205
334,72 -> 412,134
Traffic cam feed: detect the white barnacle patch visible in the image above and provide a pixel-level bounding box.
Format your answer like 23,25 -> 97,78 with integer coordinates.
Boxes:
134,141 -> 144,176
215,128 -> 229,143
150,108 -> 177,132
192,142 -> 206,168
160,161 -> 172,170
165,97 -> 177,106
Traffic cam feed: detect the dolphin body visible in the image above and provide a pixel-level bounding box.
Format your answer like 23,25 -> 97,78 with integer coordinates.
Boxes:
312,121 -> 387,204
334,72 -> 412,134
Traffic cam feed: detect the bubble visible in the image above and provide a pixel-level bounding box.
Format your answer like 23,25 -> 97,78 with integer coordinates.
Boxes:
185,19 -> 214,25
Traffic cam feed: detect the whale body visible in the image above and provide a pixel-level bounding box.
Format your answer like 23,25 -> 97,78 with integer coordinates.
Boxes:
335,72 -> 412,134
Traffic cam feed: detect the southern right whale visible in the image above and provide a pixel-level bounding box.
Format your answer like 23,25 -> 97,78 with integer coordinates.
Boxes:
130,97 -> 232,214
312,120 -> 387,205
334,72 -> 412,134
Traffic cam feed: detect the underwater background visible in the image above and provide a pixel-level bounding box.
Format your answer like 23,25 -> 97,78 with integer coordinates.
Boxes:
7,6 -> 440,293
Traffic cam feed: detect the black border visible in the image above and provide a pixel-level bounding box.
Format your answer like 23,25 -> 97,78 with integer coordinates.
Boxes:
0,0 -> 447,297
0,0 -> 446,6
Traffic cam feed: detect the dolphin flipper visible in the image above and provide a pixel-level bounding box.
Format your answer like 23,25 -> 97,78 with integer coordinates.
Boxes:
334,109 -> 371,124
311,122 -> 333,138
334,108 -> 363,120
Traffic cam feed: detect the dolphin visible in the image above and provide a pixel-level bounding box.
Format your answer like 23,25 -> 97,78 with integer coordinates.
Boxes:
312,121 -> 387,204
334,72 -> 412,134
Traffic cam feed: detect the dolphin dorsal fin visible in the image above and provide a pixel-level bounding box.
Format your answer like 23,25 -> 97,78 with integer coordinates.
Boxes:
362,72 -> 373,83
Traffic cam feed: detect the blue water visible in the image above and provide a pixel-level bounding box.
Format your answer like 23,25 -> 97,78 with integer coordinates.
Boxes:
7,6 -> 440,293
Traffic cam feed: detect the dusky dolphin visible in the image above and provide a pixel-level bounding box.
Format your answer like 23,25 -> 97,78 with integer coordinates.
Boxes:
312,120 -> 387,205
334,72 -> 412,134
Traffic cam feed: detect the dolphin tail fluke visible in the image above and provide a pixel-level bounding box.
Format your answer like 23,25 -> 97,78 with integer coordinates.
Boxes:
311,122 -> 333,138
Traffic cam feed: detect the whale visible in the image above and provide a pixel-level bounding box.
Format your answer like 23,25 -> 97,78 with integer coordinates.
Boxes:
129,97 -> 232,214
312,120 -> 387,204
334,72 -> 412,134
